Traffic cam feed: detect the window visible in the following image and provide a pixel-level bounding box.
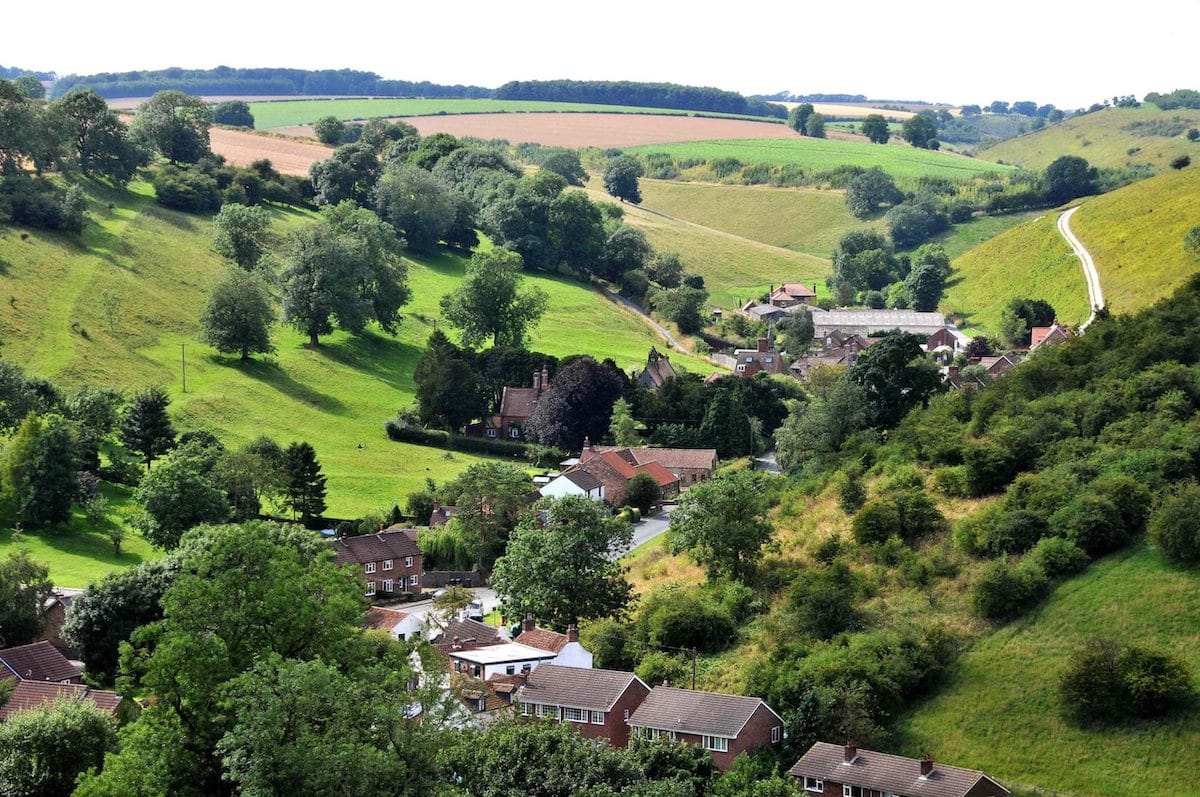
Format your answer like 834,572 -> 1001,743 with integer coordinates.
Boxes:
510,427 -> 521,439
404,556 -> 413,568
703,736 -> 728,752
539,704 -> 558,719
364,562 -> 376,574
382,579 -> 393,593
506,665 -> 515,675
623,709 -> 630,723
802,777 -> 823,793
765,356 -> 774,363
409,575 -> 418,587
843,786 -> 865,797
521,702 -> 534,717
563,707 -> 587,723
771,726 -> 781,743
365,581 -> 376,596
736,364 -> 747,372
382,559 -> 393,571
591,710 -> 604,724
486,428 -> 497,438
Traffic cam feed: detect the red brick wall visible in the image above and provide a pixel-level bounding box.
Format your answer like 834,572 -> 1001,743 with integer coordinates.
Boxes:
365,553 -> 423,595
715,703 -> 782,770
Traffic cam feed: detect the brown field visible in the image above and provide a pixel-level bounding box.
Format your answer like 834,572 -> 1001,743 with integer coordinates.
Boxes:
776,101 -> 918,119
106,94 -> 359,110
276,112 -> 799,148
208,127 -> 332,175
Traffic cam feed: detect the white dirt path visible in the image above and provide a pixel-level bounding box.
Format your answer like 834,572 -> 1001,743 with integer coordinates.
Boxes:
1057,206 -> 1105,330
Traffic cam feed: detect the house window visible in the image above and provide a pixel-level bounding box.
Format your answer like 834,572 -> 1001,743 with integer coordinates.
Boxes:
382,559 -> 393,571
736,364 -> 747,372
765,356 -> 774,363
539,704 -> 559,719
591,710 -> 604,724
563,707 -> 587,723
486,428 -> 497,438
843,786 -> 865,797
405,556 -> 413,568
623,709 -> 630,723
521,702 -> 534,717
409,574 -> 418,587
382,580 -> 393,593
365,581 -> 376,596
703,736 -> 728,752
771,726 -> 781,743
364,562 -> 376,574
802,777 -> 823,793
506,665 -> 516,675
510,427 -> 521,439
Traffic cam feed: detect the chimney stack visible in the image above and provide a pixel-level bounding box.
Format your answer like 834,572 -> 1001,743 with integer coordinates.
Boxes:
844,740 -> 858,763
947,365 -> 959,378
920,753 -> 933,778
567,625 -> 579,643
542,364 -> 550,389
532,370 -> 541,391
757,336 -> 769,353
583,435 -> 591,451
522,614 -> 536,633
451,636 -> 462,651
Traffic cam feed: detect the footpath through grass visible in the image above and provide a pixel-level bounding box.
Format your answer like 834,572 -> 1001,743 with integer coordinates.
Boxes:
249,98 -> 782,130
897,546 -> 1200,797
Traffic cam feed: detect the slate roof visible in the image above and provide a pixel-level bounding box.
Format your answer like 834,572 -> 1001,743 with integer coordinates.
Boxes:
516,628 -> 569,654
627,686 -> 778,738
440,618 -> 502,646
638,347 -> 678,389
517,664 -> 646,711
814,309 -> 947,333
788,742 -> 1009,797
0,681 -> 124,721
332,531 -> 421,565
0,641 -> 80,683
563,469 -> 604,492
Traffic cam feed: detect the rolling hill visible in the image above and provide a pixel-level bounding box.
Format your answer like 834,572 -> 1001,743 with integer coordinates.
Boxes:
981,106 -> 1200,170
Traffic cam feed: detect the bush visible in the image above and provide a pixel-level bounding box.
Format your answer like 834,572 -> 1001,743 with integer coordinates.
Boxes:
931,466 -> 969,497
981,509 -> 1050,557
1051,494 -> 1126,557
313,115 -> 347,145
1090,475 -> 1152,538
384,417 -> 565,461
152,165 -> 221,212
851,491 -> 948,546
639,588 -> 736,653
970,559 -> 1048,621
1027,536 -> 1088,578
834,470 -> 866,514
636,651 -> 689,687
709,157 -> 742,178
1149,482 -> 1200,566
851,498 -> 901,545
788,561 -> 862,640
1060,638 -> 1195,725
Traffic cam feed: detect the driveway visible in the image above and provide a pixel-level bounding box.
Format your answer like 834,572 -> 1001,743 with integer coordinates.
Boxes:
611,507 -> 673,560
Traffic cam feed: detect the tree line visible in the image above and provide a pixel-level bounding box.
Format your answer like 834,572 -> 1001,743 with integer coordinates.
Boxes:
495,79 -> 787,119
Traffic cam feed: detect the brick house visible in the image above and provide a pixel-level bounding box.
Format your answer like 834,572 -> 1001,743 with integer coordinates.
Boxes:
627,686 -> 784,771
332,530 -> 423,598
472,365 -> 551,440
636,347 -> 678,391
769,283 -> 818,308
514,617 -> 594,669
0,640 -> 81,684
37,588 -> 82,658
0,680 -> 135,723
550,449 -> 679,507
788,742 -> 1010,797
733,337 -> 788,376
517,664 -> 651,748
579,445 -> 717,488
1030,322 -> 1074,350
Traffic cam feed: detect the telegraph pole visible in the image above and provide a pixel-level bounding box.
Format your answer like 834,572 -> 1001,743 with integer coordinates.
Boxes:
691,648 -> 698,690
180,343 -> 188,393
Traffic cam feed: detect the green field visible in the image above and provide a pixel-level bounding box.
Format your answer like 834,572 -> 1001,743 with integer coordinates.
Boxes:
1070,166 -> 1200,315
940,211 -> 1088,334
981,106 -> 1200,170
921,210 -> 1044,260
626,138 -> 1014,181
247,98 -> 782,130
897,547 -> 1200,797
0,180 -> 712,525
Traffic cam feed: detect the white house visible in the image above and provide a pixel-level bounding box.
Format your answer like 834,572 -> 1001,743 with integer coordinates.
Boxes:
514,619 -> 594,669
446,642 -> 558,680
539,469 -> 605,501
364,607 -> 424,641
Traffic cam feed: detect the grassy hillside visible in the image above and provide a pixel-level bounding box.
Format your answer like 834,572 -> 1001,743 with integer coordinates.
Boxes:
248,99 -> 780,130
626,138 -> 1014,181
897,547 -> 1200,797
921,210 -> 1043,260
981,106 -> 1200,170
0,181 -> 711,522
1070,166 -> 1200,315
940,212 -> 1088,334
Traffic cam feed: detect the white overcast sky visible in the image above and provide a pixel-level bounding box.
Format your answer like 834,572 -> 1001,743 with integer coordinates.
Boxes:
9,0 -> 1198,108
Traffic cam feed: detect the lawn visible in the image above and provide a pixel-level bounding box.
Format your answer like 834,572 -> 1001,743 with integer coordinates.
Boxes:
626,138 -> 1014,182
896,546 -> 1200,797
248,98 -> 782,130
981,106 -> 1200,170
940,211 -> 1089,334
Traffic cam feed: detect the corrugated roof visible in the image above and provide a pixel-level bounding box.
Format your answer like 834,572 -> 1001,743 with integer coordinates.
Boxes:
788,742 -> 1009,797
517,664 -> 646,712
332,531 -> 420,565
627,686 -> 774,738
0,681 -> 124,721
0,641 -> 80,683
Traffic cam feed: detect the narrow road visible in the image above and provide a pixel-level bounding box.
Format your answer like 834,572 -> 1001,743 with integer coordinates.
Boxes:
1057,206 -> 1105,330
610,507 -> 673,561
599,287 -> 687,352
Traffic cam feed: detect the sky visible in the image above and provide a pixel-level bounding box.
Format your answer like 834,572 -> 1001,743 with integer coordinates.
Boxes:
7,0 -> 1198,108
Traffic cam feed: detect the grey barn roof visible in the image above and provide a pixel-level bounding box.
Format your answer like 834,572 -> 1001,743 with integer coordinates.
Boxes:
516,664 -> 645,712
813,309 -> 947,333
788,742 -> 1009,797
627,686 -> 777,738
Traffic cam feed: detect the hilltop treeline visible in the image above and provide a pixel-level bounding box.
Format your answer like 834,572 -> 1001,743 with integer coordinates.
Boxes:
0,64 -> 55,80
1145,88 -> 1200,110
495,79 -> 787,118
51,67 -> 492,100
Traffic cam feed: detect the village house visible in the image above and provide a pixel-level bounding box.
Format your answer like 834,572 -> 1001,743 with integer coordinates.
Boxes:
446,641 -> 559,680
546,447 -> 679,507
514,617 -> 594,669
790,333 -> 878,379
429,502 -> 459,527
37,587 -> 83,658
1030,321 -> 1074,350
539,468 -> 606,502
733,337 -> 788,376
470,365 -> 551,440
976,352 -> 1024,379
517,664 -> 651,748
768,283 -> 818,307
0,640 -> 81,684
635,347 -> 678,390
580,444 -> 717,487
788,741 -> 1010,797
332,529 -> 424,598
925,327 -> 962,355
739,301 -> 791,325
811,309 -> 951,339
0,680 -> 135,723
434,617 -> 505,647
627,686 -> 784,771
363,606 -> 424,641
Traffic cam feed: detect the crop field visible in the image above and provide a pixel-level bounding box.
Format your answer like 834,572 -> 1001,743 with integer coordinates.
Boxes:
940,212 -> 1089,334
0,181 -> 711,523
247,98 -> 783,130
776,101 -> 915,120
626,138 -> 1014,181
209,127 -> 332,175
897,547 -> 1200,797
981,106 -> 1200,170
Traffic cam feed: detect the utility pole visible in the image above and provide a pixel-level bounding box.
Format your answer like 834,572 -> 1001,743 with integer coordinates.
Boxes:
180,343 -> 188,394
691,647 -> 698,690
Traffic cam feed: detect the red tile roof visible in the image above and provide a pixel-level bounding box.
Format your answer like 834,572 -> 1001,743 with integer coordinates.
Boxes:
515,627 -> 569,654
772,283 -> 817,300
585,447 -> 717,472
0,680 -> 125,721
363,606 -> 410,631
0,641 -> 80,683
634,460 -> 680,488
332,531 -> 421,566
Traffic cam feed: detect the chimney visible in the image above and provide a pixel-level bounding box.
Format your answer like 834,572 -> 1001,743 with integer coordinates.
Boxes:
583,435 -> 591,451
756,336 -> 769,353
532,370 -> 541,391
947,365 -> 959,377
542,364 -> 550,388
567,625 -> 579,643
920,753 -> 933,778
522,614 -> 536,633
518,668 -> 530,686
844,740 -> 858,763
451,636 -> 462,651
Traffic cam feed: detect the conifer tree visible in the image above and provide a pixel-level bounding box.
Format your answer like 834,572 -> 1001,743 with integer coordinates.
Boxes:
698,391 -> 753,458
120,387 -> 176,470
283,442 -> 327,523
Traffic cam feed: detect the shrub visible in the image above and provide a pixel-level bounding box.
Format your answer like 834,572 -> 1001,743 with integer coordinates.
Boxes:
709,157 -> 742,178
1060,638 -> 1195,725
636,651 -> 688,687
931,466 -> 969,497
152,165 -> 221,213
1027,536 -> 1088,578
384,417 -> 565,461
1170,155 -> 1191,170
970,559 -> 1048,621
981,509 -> 1050,557
1149,482 -> 1200,566
834,470 -> 866,514
787,561 -> 862,639
1090,475 -> 1152,538
1051,494 -> 1126,557
640,588 -> 736,653
851,498 -> 902,545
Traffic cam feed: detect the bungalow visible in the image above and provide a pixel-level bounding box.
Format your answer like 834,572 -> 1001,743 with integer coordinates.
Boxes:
636,347 -> 678,390
0,640 -> 81,684
0,680 -> 135,723
788,741 -> 1010,797
332,530 -> 424,598
517,664 -> 651,748
447,641 -> 559,680
514,617 -> 593,669
627,686 -> 784,771
813,310 -> 948,339
363,606 -> 424,641
733,337 -> 788,376
539,468 -> 605,502
471,366 -> 551,440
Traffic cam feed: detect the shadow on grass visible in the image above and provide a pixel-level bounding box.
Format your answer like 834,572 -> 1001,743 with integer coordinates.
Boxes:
225,356 -> 347,413
0,525 -> 146,575
308,331 -> 424,393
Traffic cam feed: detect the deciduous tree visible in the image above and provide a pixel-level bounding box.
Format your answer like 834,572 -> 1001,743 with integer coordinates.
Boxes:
602,155 -> 643,203
901,114 -> 939,149
313,115 -> 347,145
413,330 -> 488,432
1,412 -> 77,526
0,699 -> 117,797
0,550 -> 53,648
608,397 -> 640,446
211,203 -> 270,269
200,270 -> 275,361
130,90 -> 212,164
845,168 -> 904,219
668,470 -> 772,581
134,449 -> 231,549
439,248 -> 548,348
848,333 -> 943,427
526,357 -> 624,450
212,100 -> 254,128
860,114 -> 891,144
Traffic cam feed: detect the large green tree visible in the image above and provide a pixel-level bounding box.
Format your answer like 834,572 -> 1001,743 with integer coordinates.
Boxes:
440,247 -> 548,348
698,390 -> 753,458
412,330 -> 488,432
53,88 -> 145,183
308,142 -> 380,206
845,167 -> 904,219
492,495 -> 633,628
0,549 -> 53,648
120,386 -> 176,470
442,462 -> 535,571
901,114 -> 939,149
282,442 -> 327,523
788,103 -> 814,134
200,270 -> 275,361
129,90 -> 213,164
602,155 -> 643,203
212,100 -> 254,128
1,412 -> 77,526
0,699 -> 117,797
668,470 -> 772,581
860,114 -> 891,144
134,450 -> 231,549
211,203 -> 270,269
650,285 -> 709,334
525,357 -> 625,450
847,332 -> 943,427
1043,155 -> 1097,204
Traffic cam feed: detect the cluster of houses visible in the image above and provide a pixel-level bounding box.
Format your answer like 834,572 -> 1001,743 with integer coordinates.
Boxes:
0,638 -> 134,723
